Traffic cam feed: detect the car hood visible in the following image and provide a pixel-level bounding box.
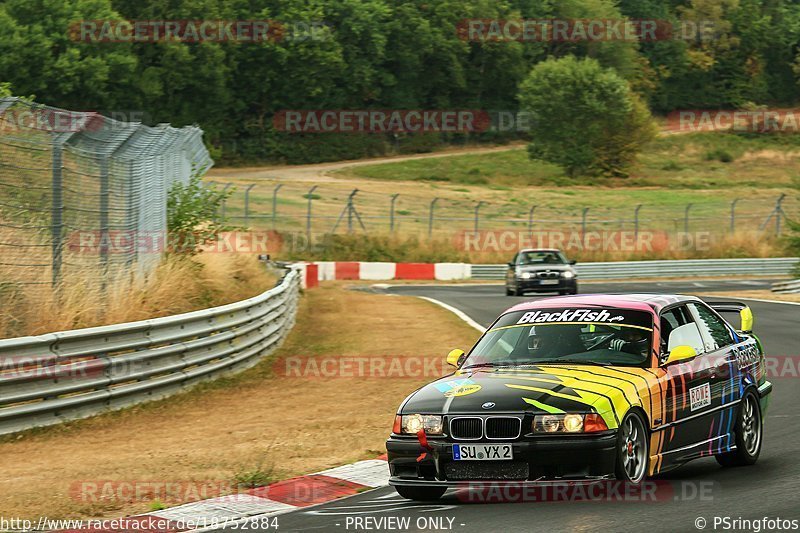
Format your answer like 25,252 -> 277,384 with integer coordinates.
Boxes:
516,264 -> 573,273
401,366 -> 636,426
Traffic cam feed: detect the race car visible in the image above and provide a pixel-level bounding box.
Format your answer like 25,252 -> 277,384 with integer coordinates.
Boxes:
386,294 -> 772,501
505,248 -> 578,296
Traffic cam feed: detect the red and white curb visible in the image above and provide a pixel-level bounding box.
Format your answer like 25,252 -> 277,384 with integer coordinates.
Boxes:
298,262 -> 470,287
56,458 -> 389,531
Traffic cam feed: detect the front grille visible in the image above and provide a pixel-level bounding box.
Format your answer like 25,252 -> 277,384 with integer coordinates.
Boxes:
450,417 -> 482,440
485,417 -> 521,439
445,461 -> 529,481
537,270 -> 560,279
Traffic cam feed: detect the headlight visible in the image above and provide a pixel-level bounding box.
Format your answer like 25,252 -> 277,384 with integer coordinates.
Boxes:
521,272 -> 533,279
562,270 -> 575,279
398,414 -> 443,435
533,413 -> 607,433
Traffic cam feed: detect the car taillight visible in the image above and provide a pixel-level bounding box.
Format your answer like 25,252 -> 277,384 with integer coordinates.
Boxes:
584,413 -> 609,432
392,414 -> 402,434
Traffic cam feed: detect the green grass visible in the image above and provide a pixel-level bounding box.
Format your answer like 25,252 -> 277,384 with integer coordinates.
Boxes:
335,132 -> 800,190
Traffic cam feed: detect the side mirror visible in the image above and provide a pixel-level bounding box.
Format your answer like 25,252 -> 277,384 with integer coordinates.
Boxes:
664,345 -> 697,366
740,307 -> 753,333
569,260 -> 577,265
507,262 -> 514,267
447,349 -> 465,368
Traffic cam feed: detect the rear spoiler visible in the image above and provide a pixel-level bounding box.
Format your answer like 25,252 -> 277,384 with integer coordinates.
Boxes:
708,301 -> 753,333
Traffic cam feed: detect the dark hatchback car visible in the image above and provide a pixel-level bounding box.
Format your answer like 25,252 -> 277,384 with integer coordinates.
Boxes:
505,248 -> 578,296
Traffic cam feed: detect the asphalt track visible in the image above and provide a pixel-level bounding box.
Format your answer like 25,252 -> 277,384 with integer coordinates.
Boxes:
245,279 -> 799,533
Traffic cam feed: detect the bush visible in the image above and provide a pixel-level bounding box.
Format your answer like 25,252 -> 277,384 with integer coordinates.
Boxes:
167,171 -> 236,254
704,149 -> 735,163
518,56 -> 658,178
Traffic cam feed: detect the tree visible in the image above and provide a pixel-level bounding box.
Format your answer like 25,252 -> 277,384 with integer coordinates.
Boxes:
166,173 -> 236,255
518,56 -> 657,177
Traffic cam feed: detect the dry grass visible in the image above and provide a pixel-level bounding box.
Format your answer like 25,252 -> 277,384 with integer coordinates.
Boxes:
274,230 -> 789,263
0,284 -> 479,519
0,253 -> 277,337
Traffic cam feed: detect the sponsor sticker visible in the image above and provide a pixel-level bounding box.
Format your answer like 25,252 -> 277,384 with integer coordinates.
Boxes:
444,384 -> 482,397
689,383 -> 711,411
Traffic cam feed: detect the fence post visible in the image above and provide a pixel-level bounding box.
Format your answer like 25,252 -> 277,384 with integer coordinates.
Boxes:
219,183 -> 232,221
428,198 -> 439,238
474,201 -> 485,234
528,205 -> 536,239
99,155 -> 110,276
581,207 -> 589,239
50,138 -> 64,287
306,185 -> 318,241
271,184 -> 283,230
634,204 -> 642,241
243,184 -> 256,227
730,198 -> 739,233
775,193 -> 786,236
684,203 -> 693,234
347,189 -> 359,234
390,193 -> 399,232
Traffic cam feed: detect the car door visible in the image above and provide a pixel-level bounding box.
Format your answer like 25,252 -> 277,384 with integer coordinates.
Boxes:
658,304 -> 717,455
687,302 -> 742,454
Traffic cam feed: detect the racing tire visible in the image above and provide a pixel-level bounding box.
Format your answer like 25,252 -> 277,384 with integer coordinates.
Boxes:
614,411 -> 649,483
715,390 -> 762,467
394,485 -> 447,501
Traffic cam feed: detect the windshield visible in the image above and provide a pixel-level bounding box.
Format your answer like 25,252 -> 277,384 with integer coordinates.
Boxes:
464,308 -> 654,367
518,250 -> 567,265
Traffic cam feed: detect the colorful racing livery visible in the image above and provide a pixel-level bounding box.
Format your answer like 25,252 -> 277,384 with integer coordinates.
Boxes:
387,294 -> 772,501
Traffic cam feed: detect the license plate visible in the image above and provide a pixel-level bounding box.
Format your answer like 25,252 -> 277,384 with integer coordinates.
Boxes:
453,444 -> 513,461
540,279 -> 559,285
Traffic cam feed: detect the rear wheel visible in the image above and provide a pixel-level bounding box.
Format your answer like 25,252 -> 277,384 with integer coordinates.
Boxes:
615,412 -> 648,483
394,485 -> 447,501
716,390 -> 762,467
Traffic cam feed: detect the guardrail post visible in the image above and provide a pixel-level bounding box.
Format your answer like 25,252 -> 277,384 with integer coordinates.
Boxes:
474,201 -> 485,234
306,185 -> 318,241
730,198 -> 740,233
390,193 -> 399,232
243,184 -> 256,227
271,184 -> 283,230
428,197 -> 439,238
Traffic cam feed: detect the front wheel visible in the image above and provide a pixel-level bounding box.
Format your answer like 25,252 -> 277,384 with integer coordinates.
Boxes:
394,485 -> 447,501
716,390 -> 762,467
615,412 -> 648,483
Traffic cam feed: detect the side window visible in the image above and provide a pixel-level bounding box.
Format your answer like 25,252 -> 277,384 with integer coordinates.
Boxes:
690,303 -> 735,350
660,306 -> 705,356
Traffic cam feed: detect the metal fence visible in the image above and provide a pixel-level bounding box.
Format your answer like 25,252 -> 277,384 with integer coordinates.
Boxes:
0,266 -> 300,436
470,257 -> 799,280
214,181 -> 798,241
0,97 -> 212,291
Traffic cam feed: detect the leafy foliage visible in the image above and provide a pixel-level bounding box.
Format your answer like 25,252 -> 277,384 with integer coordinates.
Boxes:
1,0 -> 800,163
166,171 -> 235,254
519,56 -> 657,177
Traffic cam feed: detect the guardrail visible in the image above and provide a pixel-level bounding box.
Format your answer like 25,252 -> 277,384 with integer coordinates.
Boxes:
773,279 -> 800,293
470,257 -> 799,280
0,267 -> 301,436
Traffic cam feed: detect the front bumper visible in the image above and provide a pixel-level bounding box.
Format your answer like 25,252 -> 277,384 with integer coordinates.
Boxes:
512,278 -> 577,292
386,431 -> 617,485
